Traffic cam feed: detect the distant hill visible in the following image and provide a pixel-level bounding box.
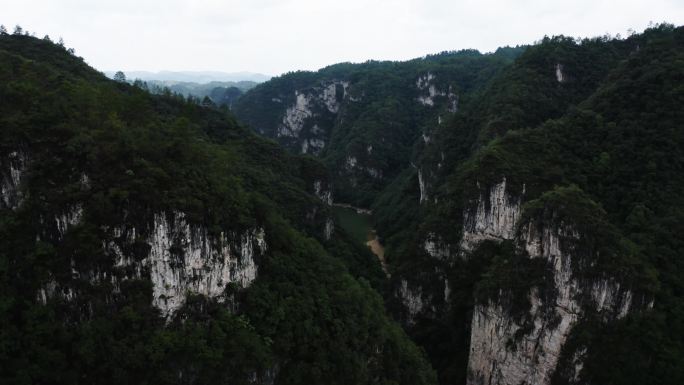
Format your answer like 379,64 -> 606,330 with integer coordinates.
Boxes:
103,72 -> 266,108
144,80 -> 260,108
104,70 -> 271,83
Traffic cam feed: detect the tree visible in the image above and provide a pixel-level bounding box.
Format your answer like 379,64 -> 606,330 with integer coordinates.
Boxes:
58,37 -> 64,46
113,71 -> 127,83
43,35 -> 52,42
0,25 -> 7,35
12,25 -> 22,35
201,96 -> 215,108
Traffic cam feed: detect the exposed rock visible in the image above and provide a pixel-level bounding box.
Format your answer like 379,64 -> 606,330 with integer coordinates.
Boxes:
466,194 -> 639,385
301,138 -> 326,155
461,178 -> 523,252
418,169 -> 427,203
55,205 -> 84,238
277,92 -> 313,138
321,81 -> 349,113
556,63 -> 565,83
42,210 -> 266,318
399,279 -> 427,324
366,167 -> 382,179
345,156 -> 358,171
1,151 -> 28,210
324,218 -> 334,241
423,232 -> 451,259
313,180 -> 333,206
447,88 -> 459,112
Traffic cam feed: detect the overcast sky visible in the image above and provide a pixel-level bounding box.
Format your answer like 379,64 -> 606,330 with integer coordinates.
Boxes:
2,0 -> 683,76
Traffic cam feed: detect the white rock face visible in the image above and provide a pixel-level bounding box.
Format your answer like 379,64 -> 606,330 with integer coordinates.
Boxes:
1,151 -> 28,209
556,63 -> 565,83
345,156 -> 357,171
321,81 -> 349,113
44,210 -> 266,318
278,92 -> 313,138
418,169 -> 427,203
276,80 -> 349,152
55,205 -> 84,238
366,167 -> 382,179
466,208 -> 635,385
423,232 -> 451,259
399,279 -> 427,323
140,212 -> 264,317
416,72 -> 436,89
416,73 -> 459,110
301,138 -> 326,155
447,88 -> 459,113
324,218 -> 334,241
313,180 -> 333,206
461,178 -> 523,252
416,72 -> 443,106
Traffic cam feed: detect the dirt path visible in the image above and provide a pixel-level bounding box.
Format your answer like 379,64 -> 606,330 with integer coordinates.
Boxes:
332,203 -> 372,215
366,230 -> 388,276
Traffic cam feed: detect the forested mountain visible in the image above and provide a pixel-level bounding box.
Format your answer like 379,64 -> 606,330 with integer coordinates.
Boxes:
233,47 -> 524,206
235,24 -> 684,385
138,79 -> 258,108
0,33 -> 437,384
2,22 -> 683,385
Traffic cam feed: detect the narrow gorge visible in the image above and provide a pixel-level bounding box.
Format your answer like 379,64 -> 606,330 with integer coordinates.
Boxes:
1,21 -> 682,385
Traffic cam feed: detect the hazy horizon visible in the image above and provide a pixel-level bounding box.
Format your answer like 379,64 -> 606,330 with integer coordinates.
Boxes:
2,0 -> 684,77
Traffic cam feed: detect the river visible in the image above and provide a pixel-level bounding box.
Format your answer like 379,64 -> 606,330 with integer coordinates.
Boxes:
332,204 -> 388,274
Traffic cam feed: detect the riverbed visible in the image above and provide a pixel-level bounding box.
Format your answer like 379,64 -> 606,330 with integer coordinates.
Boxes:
332,204 -> 388,274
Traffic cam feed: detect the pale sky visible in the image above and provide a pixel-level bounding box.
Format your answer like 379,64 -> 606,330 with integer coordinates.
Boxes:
1,0 -> 683,76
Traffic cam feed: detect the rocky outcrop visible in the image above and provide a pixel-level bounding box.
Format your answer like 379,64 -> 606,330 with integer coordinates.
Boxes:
41,210 -> 266,318
399,279 -> 429,324
416,72 -> 459,110
321,81 -> 349,113
423,232 -> 451,259
313,180 -> 333,206
461,178 -> 522,252
465,181 -> 642,385
556,63 -> 565,83
418,169 -> 427,203
278,92 -> 313,139
313,179 -> 335,240
1,151 -> 28,210
276,80 -> 349,155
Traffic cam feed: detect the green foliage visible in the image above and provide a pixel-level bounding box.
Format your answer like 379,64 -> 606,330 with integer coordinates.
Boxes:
369,24 -> 684,384
0,33 -> 436,384
234,48 -> 524,206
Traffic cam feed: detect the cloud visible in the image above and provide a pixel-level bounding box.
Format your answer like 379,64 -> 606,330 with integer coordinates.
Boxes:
1,0 -> 682,76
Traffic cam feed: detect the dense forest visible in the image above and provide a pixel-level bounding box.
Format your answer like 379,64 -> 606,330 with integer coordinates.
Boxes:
235,24 -> 684,385
0,31 -> 436,384
233,46 -> 524,206
1,22 -> 683,385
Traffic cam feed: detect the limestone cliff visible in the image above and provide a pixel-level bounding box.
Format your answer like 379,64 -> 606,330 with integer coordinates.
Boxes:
463,180 -> 648,385
0,151 -> 28,210
39,208 -> 266,318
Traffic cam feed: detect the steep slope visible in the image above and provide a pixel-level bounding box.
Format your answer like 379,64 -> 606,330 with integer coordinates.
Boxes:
0,34 -> 436,385
233,49 -> 523,206
372,25 -> 683,385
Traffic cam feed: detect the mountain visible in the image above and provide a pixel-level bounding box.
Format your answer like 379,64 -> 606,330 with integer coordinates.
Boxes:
235,24 -> 684,385
104,70 -> 272,83
0,33 -> 437,384
233,47 -> 525,206
141,80 -> 259,108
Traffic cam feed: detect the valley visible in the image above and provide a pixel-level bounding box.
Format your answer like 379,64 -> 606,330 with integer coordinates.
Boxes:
332,204 -> 387,273
1,21 -> 683,385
